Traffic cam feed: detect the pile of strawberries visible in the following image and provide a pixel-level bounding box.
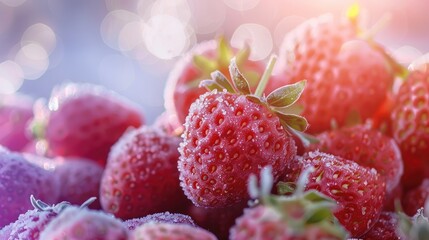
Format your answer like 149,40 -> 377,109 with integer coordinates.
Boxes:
2,8 -> 429,240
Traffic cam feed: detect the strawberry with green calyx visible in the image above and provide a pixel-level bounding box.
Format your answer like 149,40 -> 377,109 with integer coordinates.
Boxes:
230,167 -> 349,240
164,36 -> 269,127
179,55 -> 313,208
397,207 -> 429,240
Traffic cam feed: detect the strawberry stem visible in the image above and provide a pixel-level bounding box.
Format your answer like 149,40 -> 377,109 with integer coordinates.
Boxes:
254,55 -> 277,97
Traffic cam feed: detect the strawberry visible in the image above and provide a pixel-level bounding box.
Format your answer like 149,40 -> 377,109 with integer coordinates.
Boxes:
38,83 -> 144,166
391,66 -> 429,188
179,57 -> 309,208
359,212 -> 400,240
0,94 -> 33,151
131,223 -> 217,240
100,126 -> 188,219
402,179 -> 429,216
0,224 -> 12,240
39,206 -> 128,240
230,167 -> 348,240
0,147 -> 58,228
54,157 -> 104,209
276,14 -> 394,133
153,111 -> 183,136
164,37 -> 267,126
288,151 -> 386,237
125,212 -> 196,231
307,124 -> 403,193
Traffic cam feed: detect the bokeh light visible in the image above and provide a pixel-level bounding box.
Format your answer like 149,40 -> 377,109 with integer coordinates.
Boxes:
223,0 -> 260,11
21,23 -> 57,55
231,23 -> 273,61
14,43 -> 49,80
188,0 -> 226,35
0,60 -> 24,94
100,10 -> 141,51
0,0 -> 26,7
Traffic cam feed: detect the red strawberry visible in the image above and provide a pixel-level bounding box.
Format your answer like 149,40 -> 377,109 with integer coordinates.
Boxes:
131,223 -> 217,240
391,66 -> 429,188
164,37 -> 267,126
0,94 -> 33,151
0,147 -> 58,228
100,126 -> 188,219
39,206 -> 128,240
230,167 -> 348,240
54,158 -> 104,209
307,124 -> 403,193
179,57 -> 307,208
152,111 -> 183,136
359,212 -> 400,240
277,14 -> 394,133
40,83 -> 144,166
125,212 -> 196,231
402,179 -> 429,216
295,151 -> 386,237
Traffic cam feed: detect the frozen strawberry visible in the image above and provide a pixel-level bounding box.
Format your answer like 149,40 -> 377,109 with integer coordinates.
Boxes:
307,124 -> 403,193
0,223 -> 12,240
296,151 -> 386,237
0,147 -> 58,228
152,111 -> 183,136
54,158 -> 104,209
179,57 -> 307,208
39,206 -> 128,240
125,212 -> 196,231
402,179 -> 429,216
164,37 -> 267,125
0,94 -> 33,151
40,83 -> 144,166
100,126 -> 188,219
131,223 -> 217,240
277,14 -> 394,133
359,212 -> 400,240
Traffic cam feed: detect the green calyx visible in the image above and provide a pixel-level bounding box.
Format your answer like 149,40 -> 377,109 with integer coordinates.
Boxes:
200,55 -> 316,146
30,195 -> 97,214
248,167 -> 349,239
397,205 -> 429,240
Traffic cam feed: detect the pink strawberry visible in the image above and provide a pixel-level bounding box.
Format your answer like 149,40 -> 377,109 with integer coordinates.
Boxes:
125,212 -> 196,231
0,147 -> 58,228
100,126 -> 188,219
179,57 -> 306,208
131,223 -> 217,240
276,14 -> 395,133
359,212 -> 400,240
0,94 -> 33,151
40,83 -> 144,166
39,206 -> 128,240
402,179 -> 429,216
307,124 -> 403,193
164,37 -> 267,126
54,157 -> 104,209
291,151 -> 386,237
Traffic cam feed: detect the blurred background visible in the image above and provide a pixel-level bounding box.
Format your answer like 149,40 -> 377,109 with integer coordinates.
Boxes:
1,0 -> 428,123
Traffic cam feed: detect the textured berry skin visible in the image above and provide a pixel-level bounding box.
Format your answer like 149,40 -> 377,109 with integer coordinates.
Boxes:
402,179 -> 429,216
45,83 -> 144,166
0,223 -> 12,240
164,39 -> 267,125
54,158 -> 104,209
307,124 -> 403,193
39,206 -> 128,240
277,15 -> 393,133
0,94 -> 33,151
131,223 -> 217,240
179,91 -> 296,208
124,212 -> 196,231
100,126 -> 187,219
0,148 -> 58,228
8,208 -> 57,240
359,212 -> 400,240
301,151 -> 386,237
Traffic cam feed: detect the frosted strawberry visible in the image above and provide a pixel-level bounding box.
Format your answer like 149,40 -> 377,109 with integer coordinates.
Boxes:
284,151 -> 386,237
307,124 -> 403,193
125,212 -> 196,231
54,158 -> 104,209
0,224 -> 12,240
179,56 -> 310,208
0,94 -> 33,151
100,126 -> 188,219
39,206 -> 128,240
36,83 -> 144,166
359,212 -> 400,240
164,37 -> 267,126
230,167 -> 348,240
131,223 -> 217,240
276,13 -> 395,133
402,179 -> 429,216
0,147 -> 58,228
